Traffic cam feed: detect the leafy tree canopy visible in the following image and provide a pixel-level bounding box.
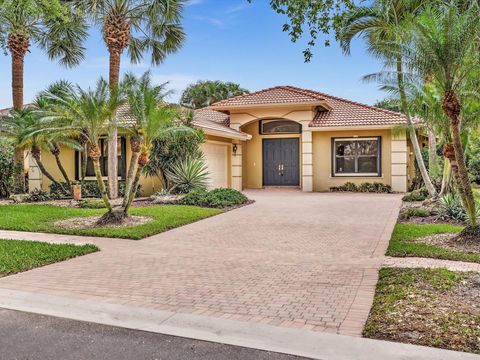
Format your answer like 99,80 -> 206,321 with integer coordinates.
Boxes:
250,0 -> 359,61
180,80 -> 249,109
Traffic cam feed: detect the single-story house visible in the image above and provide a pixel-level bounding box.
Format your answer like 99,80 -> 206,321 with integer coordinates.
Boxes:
22,85 -> 418,195
193,86 -> 418,193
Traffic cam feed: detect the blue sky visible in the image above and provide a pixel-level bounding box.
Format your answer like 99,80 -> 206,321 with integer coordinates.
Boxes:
0,0 -> 386,108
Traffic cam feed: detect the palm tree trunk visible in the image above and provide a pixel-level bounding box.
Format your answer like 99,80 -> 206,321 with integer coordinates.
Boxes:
122,136 -> 141,207
439,158 -> 451,196
89,144 -> 112,212
107,50 -> 121,200
10,34 -> 29,193
31,146 -> 64,191
396,57 -> 437,197
11,47 -> 25,111
51,145 -> 71,187
124,152 -> 147,214
13,148 -> 25,194
442,91 -> 477,227
81,144 -> 88,184
428,127 -> 438,179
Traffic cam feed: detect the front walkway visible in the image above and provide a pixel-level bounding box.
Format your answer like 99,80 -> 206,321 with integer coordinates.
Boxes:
0,190 -> 401,337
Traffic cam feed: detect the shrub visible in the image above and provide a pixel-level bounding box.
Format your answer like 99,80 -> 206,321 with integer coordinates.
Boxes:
330,182 -> 391,193
165,156 -> 209,194
180,188 -> 248,208
437,193 -> 469,222
207,188 -> 248,208
77,199 -> 106,209
24,189 -> 52,202
402,193 -> 427,202
401,207 -> 431,220
180,188 -> 209,207
0,139 -> 15,198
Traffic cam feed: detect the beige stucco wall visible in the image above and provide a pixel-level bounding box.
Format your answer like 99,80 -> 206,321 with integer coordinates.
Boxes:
312,129 -> 393,192
241,120 -> 302,189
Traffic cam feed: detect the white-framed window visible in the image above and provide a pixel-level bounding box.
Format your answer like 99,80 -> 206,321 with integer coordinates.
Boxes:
332,137 -> 381,177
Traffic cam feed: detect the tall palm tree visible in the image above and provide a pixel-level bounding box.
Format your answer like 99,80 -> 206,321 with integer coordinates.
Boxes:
75,0 -> 185,199
411,2 -> 480,229
338,0 -> 437,197
43,79 -> 124,215
0,0 -> 87,192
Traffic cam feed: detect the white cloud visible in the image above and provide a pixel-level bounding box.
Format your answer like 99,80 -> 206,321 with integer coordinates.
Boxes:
186,0 -> 203,5
151,73 -> 202,102
225,3 -> 246,14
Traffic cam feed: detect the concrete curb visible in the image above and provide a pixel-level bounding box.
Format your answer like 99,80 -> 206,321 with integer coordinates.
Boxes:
0,288 -> 478,360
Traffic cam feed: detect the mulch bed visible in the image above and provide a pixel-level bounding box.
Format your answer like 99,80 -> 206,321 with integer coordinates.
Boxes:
415,233 -> 480,253
54,215 -> 153,229
398,201 -> 464,226
364,268 -> 480,354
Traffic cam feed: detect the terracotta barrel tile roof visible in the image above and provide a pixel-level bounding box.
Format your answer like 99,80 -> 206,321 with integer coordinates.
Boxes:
208,85 -> 409,128
308,91 -> 407,127
193,108 -> 230,126
211,86 -> 325,107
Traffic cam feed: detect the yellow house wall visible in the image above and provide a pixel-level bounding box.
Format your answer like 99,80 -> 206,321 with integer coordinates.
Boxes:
312,129 -> 392,192
241,121 -> 301,189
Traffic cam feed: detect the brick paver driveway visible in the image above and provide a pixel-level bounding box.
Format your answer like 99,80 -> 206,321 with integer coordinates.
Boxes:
0,190 -> 401,336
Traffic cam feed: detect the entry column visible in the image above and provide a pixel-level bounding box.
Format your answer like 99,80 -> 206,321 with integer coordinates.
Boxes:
301,122 -> 313,192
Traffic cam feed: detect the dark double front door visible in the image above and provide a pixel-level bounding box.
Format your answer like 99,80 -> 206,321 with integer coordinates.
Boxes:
263,138 -> 300,186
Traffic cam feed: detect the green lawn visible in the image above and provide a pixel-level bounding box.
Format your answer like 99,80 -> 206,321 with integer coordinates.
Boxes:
0,204 -> 222,240
0,239 -> 98,277
364,267 -> 480,354
386,223 -> 480,262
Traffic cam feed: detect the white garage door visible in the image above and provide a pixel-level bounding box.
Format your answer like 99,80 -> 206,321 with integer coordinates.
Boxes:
202,142 -> 228,189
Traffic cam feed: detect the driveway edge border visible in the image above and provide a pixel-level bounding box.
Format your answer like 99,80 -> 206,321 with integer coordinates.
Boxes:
0,288 -> 477,360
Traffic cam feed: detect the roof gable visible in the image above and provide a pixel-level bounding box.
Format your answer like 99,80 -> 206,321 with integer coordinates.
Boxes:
210,86 -> 326,108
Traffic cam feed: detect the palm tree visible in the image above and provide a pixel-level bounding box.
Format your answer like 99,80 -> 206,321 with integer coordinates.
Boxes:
338,0 -> 437,197
75,0 -> 186,199
180,80 -> 249,109
121,72 -> 183,213
43,79 -> 124,215
0,108 -> 65,191
0,0 -> 87,192
411,2 -> 480,229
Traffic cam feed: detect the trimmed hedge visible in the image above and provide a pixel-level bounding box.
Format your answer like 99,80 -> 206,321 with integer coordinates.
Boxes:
180,188 -> 248,208
330,182 -> 392,193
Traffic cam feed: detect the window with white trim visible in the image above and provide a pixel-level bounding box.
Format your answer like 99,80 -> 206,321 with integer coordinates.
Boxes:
332,137 -> 381,176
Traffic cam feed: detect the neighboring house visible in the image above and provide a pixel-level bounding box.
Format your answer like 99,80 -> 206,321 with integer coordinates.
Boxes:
194,86 -> 417,193
5,85 -> 418,195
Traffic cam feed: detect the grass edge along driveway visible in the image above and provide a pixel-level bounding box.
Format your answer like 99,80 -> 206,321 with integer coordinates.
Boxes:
364,267 -> 480,354
0,239 -> 98,277
385,223 -> 480,263
0,204 -> 222,240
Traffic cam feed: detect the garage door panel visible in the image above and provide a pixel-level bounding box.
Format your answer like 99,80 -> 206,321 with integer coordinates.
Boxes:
201,142 -> 228,189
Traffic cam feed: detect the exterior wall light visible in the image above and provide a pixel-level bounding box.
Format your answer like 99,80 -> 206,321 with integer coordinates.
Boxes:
232,144 -> 238,155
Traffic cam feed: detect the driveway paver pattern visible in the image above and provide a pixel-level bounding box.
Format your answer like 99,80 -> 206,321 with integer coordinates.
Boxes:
0,190 -> 402,336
